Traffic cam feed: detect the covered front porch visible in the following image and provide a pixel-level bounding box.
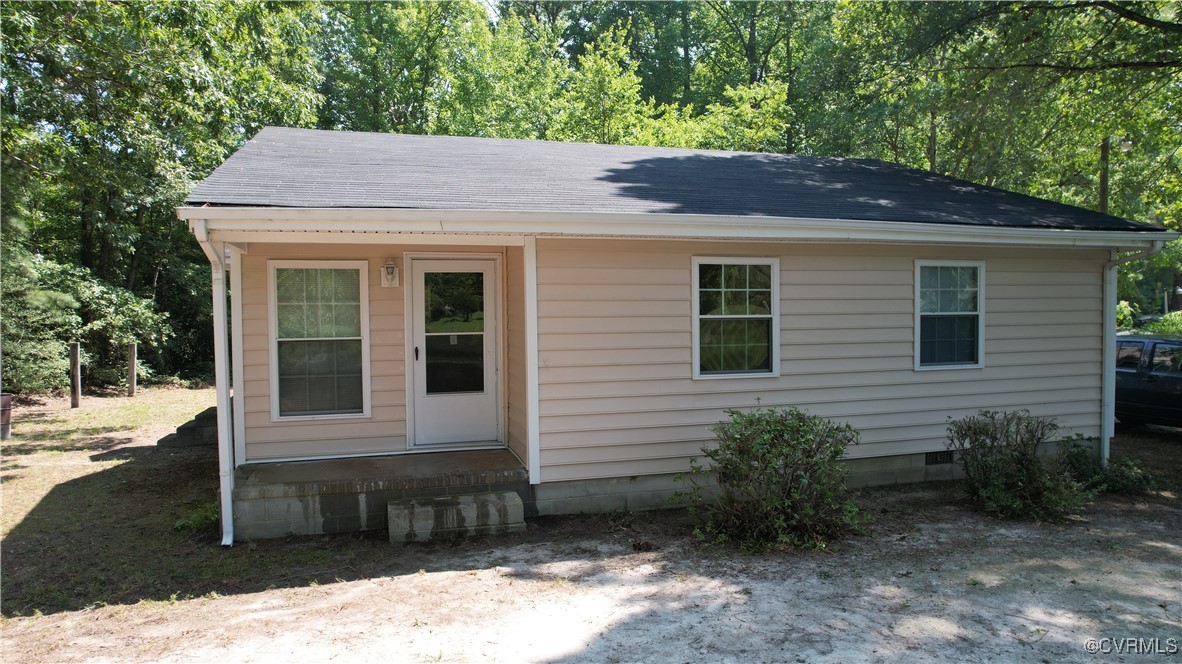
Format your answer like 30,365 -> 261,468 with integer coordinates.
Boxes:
184,220 -> 543,544
232,448 -> 531,540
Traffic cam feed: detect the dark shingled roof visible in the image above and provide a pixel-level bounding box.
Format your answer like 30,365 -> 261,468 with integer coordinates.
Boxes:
187,126 -> 1162,232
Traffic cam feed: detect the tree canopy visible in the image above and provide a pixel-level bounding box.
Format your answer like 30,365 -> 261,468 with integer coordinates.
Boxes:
2,0 -> 1179,392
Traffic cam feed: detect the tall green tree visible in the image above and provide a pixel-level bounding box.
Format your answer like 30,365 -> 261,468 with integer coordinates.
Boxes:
553,25 -> 648,145
2,0 -> 322,382
317,1 -> 487,134
432,13 -> 568,140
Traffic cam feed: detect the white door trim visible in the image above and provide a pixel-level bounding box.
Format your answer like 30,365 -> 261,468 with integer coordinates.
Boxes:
404,253 -> 504,449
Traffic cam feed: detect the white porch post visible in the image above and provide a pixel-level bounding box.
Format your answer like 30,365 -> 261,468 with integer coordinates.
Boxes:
1101,260 -> 1117,468
230,247 -> 247,466
524,236 -> 541,483
1101,240 -> 1164,468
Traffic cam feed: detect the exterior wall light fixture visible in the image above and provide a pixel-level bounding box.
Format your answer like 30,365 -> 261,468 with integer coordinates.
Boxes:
381,258 -> 400,287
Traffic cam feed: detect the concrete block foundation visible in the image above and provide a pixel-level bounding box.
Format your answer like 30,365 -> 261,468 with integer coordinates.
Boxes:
229,439 -> 1099,539
388,492 -> 525,543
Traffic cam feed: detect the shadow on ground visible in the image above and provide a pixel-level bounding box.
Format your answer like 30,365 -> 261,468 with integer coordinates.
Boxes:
3,423 -> 1179,635
0,442 -> 694,617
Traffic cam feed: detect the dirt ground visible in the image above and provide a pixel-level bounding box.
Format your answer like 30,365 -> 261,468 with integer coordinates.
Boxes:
2,391 -> 1181,662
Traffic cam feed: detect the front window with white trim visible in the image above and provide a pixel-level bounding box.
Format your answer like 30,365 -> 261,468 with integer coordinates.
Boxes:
270,261 -> 370,418
693,257 -> 780,378
915,260 -> 984,369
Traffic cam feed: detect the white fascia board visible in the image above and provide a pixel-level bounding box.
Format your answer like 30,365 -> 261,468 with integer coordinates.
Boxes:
178,207 -> 1175,250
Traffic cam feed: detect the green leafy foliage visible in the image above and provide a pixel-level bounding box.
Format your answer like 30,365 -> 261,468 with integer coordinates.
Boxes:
0,247 -> 171,393
433,13 -> 566,139
1121,240 -> 1182,317
0,249 -> 80,393
554,25 -> 647,145
3,1 -> 1178,390
686,407 -> 863,550
1143,311 -> 1182,337
1117,300 -> 1139,330
946,410 -> 1092,521
2,0 -> 320,389
1062,444 -> 1157,495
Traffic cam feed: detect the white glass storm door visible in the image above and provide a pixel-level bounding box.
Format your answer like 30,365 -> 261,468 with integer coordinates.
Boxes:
409,259 -> 500,447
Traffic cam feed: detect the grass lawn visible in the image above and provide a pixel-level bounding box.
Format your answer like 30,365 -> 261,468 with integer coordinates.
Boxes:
0,387 -> 441,617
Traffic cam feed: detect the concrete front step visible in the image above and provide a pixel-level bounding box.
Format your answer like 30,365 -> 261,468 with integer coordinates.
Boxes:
388,491 -> 526,543
158,405 -> 218,448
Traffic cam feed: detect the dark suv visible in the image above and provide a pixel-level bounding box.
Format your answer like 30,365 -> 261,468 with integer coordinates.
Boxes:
1115,335 -> 1182,428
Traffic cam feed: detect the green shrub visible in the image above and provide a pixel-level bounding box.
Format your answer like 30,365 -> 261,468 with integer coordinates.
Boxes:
1143,311 -> 1182,337
946,410 -> 1091,521
1062,444 -> 1156,495
685,407 -> 863,550
1100,458 -> 1157,494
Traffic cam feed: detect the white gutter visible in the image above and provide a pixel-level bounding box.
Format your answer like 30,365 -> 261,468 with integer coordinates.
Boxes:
191,219 -> 236,547
1101,240 -> 1165,467
176,207 -> 1174,250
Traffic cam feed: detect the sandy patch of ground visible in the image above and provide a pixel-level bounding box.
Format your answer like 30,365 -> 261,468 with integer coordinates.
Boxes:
2,394 -> 1179,662
4,486 -> 1180,663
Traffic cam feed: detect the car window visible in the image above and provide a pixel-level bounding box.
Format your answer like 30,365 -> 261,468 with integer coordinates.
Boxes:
1116,342 -> 1144,370
1150,343 -> 1182,375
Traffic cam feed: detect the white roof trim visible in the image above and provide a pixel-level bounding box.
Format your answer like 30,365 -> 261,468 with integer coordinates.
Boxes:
177,207 -> 1175,250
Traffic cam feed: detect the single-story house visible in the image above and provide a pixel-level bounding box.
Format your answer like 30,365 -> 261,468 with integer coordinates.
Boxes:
178,126 -> 1174,544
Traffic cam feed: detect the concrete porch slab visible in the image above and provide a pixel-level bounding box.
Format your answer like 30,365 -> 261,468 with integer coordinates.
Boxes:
231,449 -> 530,541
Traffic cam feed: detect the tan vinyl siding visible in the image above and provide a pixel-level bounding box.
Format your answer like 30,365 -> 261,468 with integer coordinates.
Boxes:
238,243 -> 520,462
534,238 -> 1106,483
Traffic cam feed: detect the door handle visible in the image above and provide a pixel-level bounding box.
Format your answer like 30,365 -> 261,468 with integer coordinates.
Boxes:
414,347 -> 419,361
1143,375 -> 1157,383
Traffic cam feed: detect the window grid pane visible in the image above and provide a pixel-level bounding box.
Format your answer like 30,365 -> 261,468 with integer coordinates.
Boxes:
919,264 -> 981,367
275,266 -> 365,417
277,339 -> 364,416
276,268 -> 362,340
919,314 -> 978,365
698,260 -> 775,375
919,265 -> 979,315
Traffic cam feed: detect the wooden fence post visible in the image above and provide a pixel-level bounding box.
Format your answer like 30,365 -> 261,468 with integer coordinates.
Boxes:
127,342 -> 137,397
70,342 -> 81,408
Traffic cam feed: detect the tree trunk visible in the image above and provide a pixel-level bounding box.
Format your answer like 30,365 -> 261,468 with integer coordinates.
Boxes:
125,207 -> 146,290
927,107 -> 938,172
746,9 -> 760,84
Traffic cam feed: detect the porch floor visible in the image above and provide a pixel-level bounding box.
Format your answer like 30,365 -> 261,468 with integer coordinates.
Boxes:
231,449 -> 531,540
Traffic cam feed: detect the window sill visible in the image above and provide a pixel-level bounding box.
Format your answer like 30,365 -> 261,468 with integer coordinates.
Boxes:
693,371 -> 780,381
271,412 -> 372,423
914,363 -> 984,372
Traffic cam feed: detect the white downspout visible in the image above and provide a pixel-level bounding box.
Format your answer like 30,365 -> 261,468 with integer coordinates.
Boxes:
1101,241 -> 1164,467
191,219 -> 236,546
